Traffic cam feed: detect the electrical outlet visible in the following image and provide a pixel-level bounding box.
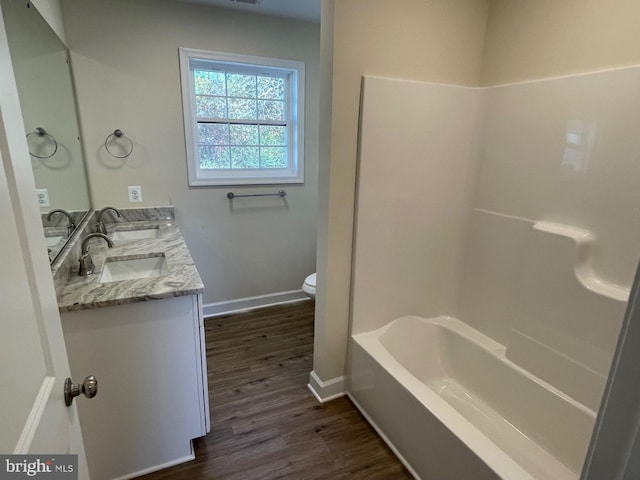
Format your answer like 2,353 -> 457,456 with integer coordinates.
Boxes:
36,188 -> 50,207
128,185 -> 143,203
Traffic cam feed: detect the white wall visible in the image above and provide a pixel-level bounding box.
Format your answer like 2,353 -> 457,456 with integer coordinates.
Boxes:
31,0 -> 66,45
61,0 -> 320,305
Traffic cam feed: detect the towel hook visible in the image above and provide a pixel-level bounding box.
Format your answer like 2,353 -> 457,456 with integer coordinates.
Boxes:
26,127 -> 58,159
105,129 -> 134,158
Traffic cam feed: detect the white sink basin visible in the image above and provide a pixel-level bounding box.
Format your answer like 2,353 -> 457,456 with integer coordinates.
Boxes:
109,227 -> 159,241
99,255 -> 168,283
45,235 -> 64,247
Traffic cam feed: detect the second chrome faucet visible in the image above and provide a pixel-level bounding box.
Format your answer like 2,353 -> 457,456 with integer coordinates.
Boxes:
79,233 -> 114,276
47,209 -> 76,235
96,206 -> 122,234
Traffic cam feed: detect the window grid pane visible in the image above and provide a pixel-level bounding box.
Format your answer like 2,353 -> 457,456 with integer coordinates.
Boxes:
260,125 -> 286,146
197,121 -> 288,170
226,73 -> 257,98
194,68 -> 290,171
257,118 -> 262,168
230,124 -> 259,145
199,145 -> 230,169
225,74 -> 229,123
198,124 -> 229,146
229,98 -> 257,119
257,76 -> 285,100
196,97 -> 227,119
260,147 -> 287,168
258,100 -> 285,121
194,70 -> 226,96
196,72 -> 287,123
231,146 -> 260,169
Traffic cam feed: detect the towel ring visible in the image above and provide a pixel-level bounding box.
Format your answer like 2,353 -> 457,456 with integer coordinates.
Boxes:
105,129 -> 134,158
26,127 -> 58,159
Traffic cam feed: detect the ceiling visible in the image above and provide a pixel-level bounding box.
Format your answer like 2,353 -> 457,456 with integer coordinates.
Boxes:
176,0 -> 321,23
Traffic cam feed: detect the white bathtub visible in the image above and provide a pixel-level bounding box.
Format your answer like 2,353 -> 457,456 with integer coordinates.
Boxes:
349,316 -> 596,480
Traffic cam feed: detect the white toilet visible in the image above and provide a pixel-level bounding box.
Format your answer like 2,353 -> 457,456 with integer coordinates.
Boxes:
302,273 -> 316,299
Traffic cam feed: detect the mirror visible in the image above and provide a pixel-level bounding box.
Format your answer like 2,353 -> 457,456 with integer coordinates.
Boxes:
1,0 -> 91,264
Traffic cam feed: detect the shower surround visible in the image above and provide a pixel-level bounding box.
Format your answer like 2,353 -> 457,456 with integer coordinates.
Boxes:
347,67 -> 640,478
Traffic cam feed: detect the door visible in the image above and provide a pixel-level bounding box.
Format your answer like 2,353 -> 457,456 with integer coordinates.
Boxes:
0,7 -> 89,479
581,260 -> 640,480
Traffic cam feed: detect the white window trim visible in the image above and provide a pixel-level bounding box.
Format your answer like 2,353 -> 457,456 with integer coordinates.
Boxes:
179,48 -> 305,186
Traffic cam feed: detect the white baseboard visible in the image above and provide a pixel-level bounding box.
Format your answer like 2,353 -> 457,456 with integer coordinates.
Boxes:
203,289 -> 310,318
112,444 -> 195,480
347,393 -> 421,480
307,370 -> 345,403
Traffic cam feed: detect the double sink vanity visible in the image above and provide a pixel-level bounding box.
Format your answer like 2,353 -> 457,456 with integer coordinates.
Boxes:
53,207 -> 210,480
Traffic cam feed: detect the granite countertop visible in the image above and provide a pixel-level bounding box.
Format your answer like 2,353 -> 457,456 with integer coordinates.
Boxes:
57,220 -> 204,312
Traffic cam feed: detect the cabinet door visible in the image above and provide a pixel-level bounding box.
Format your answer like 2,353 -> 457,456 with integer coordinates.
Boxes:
62,296 -> 207,480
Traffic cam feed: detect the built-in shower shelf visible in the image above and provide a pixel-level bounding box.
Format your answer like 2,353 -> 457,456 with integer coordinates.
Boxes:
533,221 -> 630,302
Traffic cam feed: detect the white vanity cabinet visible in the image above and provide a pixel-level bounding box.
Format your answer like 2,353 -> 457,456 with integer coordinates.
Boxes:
61,294 -> 210,480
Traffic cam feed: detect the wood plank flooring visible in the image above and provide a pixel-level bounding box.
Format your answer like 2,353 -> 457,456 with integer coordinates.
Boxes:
138,301 -> 413,480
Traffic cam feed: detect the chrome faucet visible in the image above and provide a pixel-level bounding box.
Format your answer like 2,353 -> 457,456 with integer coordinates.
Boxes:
79,233 -> 114,276
46,209 -> 76,235
96,206 -> 122,234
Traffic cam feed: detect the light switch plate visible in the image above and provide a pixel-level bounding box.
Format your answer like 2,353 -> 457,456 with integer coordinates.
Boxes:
128,185 -> 143,203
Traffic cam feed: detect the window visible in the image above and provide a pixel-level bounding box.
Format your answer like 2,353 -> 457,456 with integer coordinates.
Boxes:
179,48 -> 305,186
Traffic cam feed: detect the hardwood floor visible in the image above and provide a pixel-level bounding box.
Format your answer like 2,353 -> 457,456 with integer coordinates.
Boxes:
138,301 -> 413,480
